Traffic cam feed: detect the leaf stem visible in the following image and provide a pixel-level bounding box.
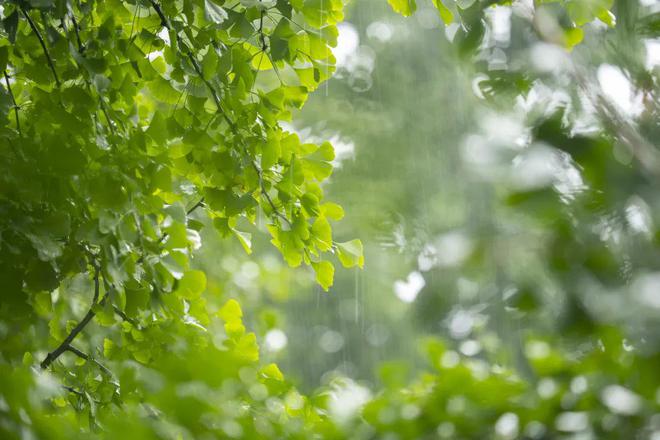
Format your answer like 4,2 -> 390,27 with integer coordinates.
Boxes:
3,71 -> 21,135
187,197 -> 205,215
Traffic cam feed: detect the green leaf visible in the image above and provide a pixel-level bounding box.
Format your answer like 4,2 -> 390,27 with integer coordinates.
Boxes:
0,46 -> 8,72
148,77 -> 182,104
312,216 -> 332,251
262,137 -> 281,169
103,338 -> 117,359
25,260 -> 58,292
336,239 -> 364,269
279,231 -> 304,267
431,0 -> 453,24
270,20 -> 295,61
32,292 -> 52,316
317,141 -> 335,161
261,363 -> 284,381
125,287 -> 150,316
233,229 -> 252,254
22,352 -> 34,367
301,192 -> 321,217
3,11 -> 18,44
387,0 -> 416,17
312,260 -> 334,291
96,300 -> 116,326
152,166 -> 172,191
566,0 -> 614,26
176,270 -> 207,299
219,298 -> 243,321
204,0 -> 228,25
321,202 -> 344,220
564,27 -> 584,49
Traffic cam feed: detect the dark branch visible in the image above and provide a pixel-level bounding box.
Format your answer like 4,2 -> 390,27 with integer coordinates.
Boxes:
3,71 -> 21,135
91,261 -> 100,304
63,385 -> 84,397
21,7 -> 61,87
40,266 -> 105,369
258,9 -> 267,51
40,302 -> 101,369
149,0 -> 170,27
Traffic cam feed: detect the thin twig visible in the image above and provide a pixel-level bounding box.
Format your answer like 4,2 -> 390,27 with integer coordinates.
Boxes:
252,160 -> 291,225
135,198 -> 206,264
113,305 -> 140,327
187,197 -> 205,215
99,98 -> 116,136
149,1 -> 228,122
70,13 -> 85,54
3,71 -> 21,135
148,0 -> 291,226
63,385 -> 84,397
21,7 -> 61,87
59,12 -> 118,139
66,345 -> 113,376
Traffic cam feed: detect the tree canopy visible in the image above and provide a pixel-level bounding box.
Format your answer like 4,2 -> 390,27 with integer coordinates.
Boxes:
1,0 -> 659,438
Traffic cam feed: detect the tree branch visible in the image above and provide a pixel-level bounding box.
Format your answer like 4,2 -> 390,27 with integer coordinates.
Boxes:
66,345 -> 113,376
41,266 -> 105,369
91,259 -> 100,304
63,385 -> 84,397
3,71 -> 21,135
21,7 -> 61,87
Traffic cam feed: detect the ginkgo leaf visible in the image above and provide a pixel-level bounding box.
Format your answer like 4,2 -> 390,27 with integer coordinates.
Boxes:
387,0 -> 416,17
312,260 -> 334,291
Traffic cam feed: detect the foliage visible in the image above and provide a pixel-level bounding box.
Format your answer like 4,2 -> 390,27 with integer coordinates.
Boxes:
285,0 -> 660,437
0,0 -> 360,436
339,0 -> 658,438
